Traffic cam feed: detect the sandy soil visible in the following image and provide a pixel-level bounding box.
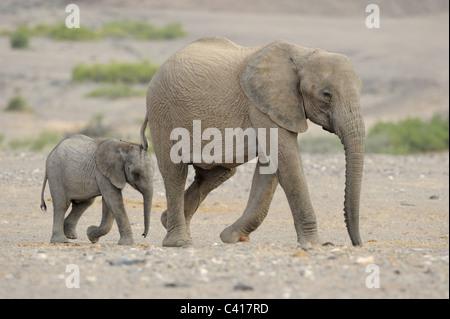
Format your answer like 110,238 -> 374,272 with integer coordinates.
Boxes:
0,0 -> 448,299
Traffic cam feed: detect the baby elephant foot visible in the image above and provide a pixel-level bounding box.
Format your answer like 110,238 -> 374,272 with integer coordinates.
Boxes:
50,234 -> 70,244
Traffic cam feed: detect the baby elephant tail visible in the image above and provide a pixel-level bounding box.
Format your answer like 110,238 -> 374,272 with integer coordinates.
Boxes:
40,173 -> 47,212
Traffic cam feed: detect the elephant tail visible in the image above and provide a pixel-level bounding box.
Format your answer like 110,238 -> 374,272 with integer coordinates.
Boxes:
140,114 -> 149,151
40,173 -> 47,212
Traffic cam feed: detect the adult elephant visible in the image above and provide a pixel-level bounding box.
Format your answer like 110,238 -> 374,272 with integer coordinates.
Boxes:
143,37 -> 365,247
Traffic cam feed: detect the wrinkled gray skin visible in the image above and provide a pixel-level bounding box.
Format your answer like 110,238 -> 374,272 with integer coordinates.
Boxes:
145,37 -> 365,247
40,134 -> 154,245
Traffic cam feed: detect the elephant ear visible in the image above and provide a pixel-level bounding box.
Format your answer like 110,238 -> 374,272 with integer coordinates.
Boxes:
95,139 -> 127,189
239,40 -> 308,133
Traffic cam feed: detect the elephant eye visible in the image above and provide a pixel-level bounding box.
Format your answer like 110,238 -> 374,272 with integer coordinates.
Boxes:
132,171 -> 141,180
322,90 -> 332,103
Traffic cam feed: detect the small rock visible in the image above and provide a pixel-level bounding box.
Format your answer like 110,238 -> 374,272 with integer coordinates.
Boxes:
233,283 -> 254,291
299,267 -> 314,280
108,257 -> 146,266
356,256 -> 375,265
322,242 -> 335,246
291,250 -> 309,258
165,282 -> 190,288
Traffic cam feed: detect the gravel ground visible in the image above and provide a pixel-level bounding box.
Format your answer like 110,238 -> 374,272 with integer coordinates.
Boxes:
0,151 -> 448,299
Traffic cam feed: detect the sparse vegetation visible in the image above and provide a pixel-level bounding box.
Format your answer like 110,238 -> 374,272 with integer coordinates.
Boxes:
2,20 -> 186,42
85,84 -> 146,99
5,94 -> 33,113
299,135 -> 343,153
73,61 -> 158,84
299,115 -> 449,155
366,115 -> 449,154
9,131 -> 61,151
9,26 -> 29,48
100,21 -> 186,40
42,23 -> 99,41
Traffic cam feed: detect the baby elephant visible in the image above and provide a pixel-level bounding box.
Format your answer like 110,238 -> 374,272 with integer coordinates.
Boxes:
40,134 -> 154,245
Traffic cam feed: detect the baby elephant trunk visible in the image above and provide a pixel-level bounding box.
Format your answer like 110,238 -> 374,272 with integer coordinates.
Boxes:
142,190 -> 152,238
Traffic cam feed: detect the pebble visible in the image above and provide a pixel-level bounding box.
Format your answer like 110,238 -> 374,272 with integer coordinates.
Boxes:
356,256 -> 375,265
233,283 -> 254,291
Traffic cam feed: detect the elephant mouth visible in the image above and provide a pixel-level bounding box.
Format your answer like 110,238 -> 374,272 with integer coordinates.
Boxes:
322,123 -> 335,134
321,112 -> 335,134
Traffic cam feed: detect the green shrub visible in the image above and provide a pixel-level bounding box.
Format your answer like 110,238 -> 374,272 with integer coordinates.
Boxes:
9,26 -> 30,48
73,61 -> 159,84
3,20 -> 185,42
85,84 -> 146,99
5,94 -> 33,113
100,21 -> 186,40
9,131 -> 61,151
366,115 -> 449,154
299,135 -> 343,153
46,23 -> 99,41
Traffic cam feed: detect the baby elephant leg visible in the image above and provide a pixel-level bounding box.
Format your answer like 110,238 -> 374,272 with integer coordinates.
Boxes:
64,198 -> 95,239
87,199 -> 115,244
50,197 -> 71,244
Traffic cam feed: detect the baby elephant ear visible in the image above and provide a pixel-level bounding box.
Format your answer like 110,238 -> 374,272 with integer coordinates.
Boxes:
95,139 -> 127,189
239,40 -> 308,133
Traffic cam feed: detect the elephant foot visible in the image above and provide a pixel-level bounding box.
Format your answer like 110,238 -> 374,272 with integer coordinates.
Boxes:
64,228 -> 78,240
162,230 -> 192,247
220,226 -> 249,243
297,232 -> 321,248
50,234 -> 70,244
87,226 -> 100,244
118,236 -> 135,245
64,221 -> 78,239
161,211 -> 193,238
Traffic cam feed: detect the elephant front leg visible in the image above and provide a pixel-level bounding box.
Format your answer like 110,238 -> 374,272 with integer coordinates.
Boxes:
276,146 -> 320,247
97,174 -> 134,245
87,199 -> 114,243
220,162 -> 278,243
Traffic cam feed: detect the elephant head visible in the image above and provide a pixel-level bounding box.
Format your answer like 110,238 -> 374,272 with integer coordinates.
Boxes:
240,41 -> 365,246
95,139 -> 154,238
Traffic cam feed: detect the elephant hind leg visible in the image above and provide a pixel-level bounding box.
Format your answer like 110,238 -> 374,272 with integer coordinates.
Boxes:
50,200 -> 71,244
220,162 -> 278,243
161,165 -> 237,236
160,163 -> 191,247
64,198 -> 95,239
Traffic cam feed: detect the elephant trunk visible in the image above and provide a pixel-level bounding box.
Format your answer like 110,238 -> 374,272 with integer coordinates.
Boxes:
337,112 -> 365,246
142,189 -> 152,238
